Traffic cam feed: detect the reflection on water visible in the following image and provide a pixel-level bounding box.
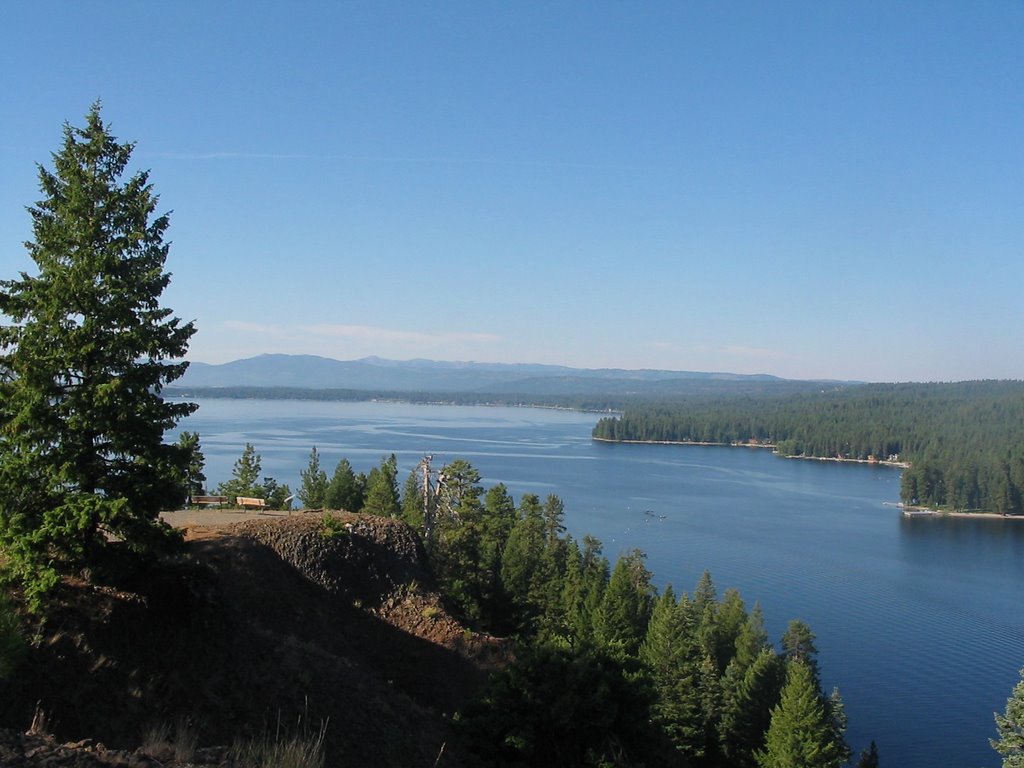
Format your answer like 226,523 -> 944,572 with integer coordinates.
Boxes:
177,398 -> 1023,768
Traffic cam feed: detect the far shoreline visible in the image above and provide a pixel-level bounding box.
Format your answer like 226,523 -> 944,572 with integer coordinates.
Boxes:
591,436 -> 910,468
591,437 -> 1024,520
896,503 -> 1024,521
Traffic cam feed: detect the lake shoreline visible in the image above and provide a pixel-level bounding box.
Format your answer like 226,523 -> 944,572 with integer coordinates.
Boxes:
591,436 -> 910,468
593,438 -> 1024,521
896,503 -> 1024,521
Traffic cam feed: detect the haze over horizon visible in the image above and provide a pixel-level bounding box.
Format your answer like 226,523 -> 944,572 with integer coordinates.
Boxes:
3,3 -> 1022,382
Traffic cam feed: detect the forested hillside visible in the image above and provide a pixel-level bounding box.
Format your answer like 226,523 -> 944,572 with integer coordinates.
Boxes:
166,375 -> 832,412
592,381 -> 1024,514
395,458 -> 865,766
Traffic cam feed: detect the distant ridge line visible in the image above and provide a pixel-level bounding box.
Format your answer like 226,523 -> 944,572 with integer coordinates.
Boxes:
174,354 -> 855,400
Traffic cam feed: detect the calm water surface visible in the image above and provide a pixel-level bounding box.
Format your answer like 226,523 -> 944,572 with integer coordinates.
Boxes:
177,398 -> 1024,768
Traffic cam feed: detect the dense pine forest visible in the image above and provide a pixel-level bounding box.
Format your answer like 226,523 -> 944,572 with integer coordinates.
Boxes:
592,381 -> 1024,515
292,450 -> 870,767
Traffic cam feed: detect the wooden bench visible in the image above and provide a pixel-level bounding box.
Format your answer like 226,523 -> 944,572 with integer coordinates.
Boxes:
236,496 -> 268,510
191,495 -> 229,507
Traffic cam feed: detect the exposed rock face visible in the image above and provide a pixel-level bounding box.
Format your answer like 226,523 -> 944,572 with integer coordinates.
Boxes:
0,729 -> 226,767
235,513 -> 430,605
0,513 -> 506,768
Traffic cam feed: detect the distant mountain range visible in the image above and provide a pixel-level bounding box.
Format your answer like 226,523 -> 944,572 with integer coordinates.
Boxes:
171,354 -> 824,398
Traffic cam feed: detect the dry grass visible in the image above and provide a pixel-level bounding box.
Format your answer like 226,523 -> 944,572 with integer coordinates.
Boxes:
27,703 -> 48,736
140,716 -> 198,762
229,712 -> 328,768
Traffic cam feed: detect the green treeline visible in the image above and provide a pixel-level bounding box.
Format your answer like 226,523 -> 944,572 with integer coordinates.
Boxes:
592,381 -> 1024,515
330,454 -> 866,767
165,376 -> 831,415
167,385 -> 628,413
290,448 -> 867,764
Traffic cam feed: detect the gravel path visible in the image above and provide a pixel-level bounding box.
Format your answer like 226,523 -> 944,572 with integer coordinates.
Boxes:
160,507 -> 301,530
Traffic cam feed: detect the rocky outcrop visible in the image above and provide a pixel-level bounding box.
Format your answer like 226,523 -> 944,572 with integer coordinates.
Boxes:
235,512 -> 431,606
1,513 -> 503,768
0,729 -> 225,767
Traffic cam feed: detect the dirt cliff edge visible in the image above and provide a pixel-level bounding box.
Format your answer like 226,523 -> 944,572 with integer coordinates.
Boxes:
1,512 -> 508,767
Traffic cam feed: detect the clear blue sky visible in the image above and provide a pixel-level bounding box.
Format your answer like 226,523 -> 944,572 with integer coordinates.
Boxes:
2,2 -> 1022,381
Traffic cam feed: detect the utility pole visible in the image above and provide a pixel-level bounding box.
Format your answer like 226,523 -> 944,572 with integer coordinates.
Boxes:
419,454 -> 436,541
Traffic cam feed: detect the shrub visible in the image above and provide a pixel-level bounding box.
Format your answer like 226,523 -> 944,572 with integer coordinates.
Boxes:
320,513 -> 349,539
0,592 -> 25,680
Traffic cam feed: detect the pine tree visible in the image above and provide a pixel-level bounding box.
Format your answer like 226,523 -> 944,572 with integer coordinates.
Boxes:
720,647 -> 786,768
694,569 -> 717,615
827,686 -> 852,764
362,454 -> 400,516
177,431 -> 207,498
781,619 -> 821,686
560,538 -> 586,645
500,493 -> 545,632
428,467 -> 489,625
756,661 -> 844,768
217,443 -> 263,500
482,483 -> 517,551
298,446 -> 329,508
709,587 -> 749,674
559,535 -> 611,648
435,459 -> 483,524
699,651 -> 725,763
400,468 -> 423,528
0,104 -> 195,601
532,534 -> 568,642
580,535 -> 609,626
476,483 -> 517,630
640,586 -> 704,760
594,549 -> 653,656
992,667 -> 1024,767
326,457 -> 364,512
733,602 -> 770,672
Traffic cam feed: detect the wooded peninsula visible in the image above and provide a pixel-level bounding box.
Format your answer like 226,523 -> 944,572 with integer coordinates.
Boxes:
592,381 -> 1024,516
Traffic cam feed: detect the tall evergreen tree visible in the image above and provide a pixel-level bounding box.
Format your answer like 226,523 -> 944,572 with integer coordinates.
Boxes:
559,538 -> 586,646
298,446 -> 328,508
400,468 -> 423,528
781,619 -> 821,686
560,535 -> 610,647
483,484 -> 517,546
435,459 -> 483,523
827,687 -> 853,764
326,457 -> 364,512
594,549 -> 653,656
580,535 -> 609,632
177,431 -> 206,499
362,454 -> 400,517
0,104 -> 196,600
477,483 -> 517,629
707,587 -> 749,674
500,493 -> 546,632
698,652 -> 725,763
720,647 -> 786,768
640,586 -> 704,760
733,603 -> 770,672
694,569 -> 717,616
217,443 -> 263,499
756,661 -> 844,768
428,463 -> 489,624
992,667 -> 1024,767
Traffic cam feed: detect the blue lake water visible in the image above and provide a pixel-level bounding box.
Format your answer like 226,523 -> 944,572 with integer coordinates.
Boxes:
176,398 -> 1024,768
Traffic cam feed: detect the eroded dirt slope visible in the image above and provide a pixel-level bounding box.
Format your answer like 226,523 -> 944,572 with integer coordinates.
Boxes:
1,513 -> 509,767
